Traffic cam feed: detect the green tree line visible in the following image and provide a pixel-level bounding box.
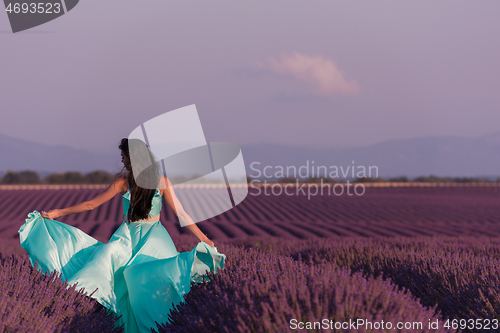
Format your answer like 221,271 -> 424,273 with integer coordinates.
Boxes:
354,175 -> 500,183
0,170 -> 116,184
2,171 -> 499,185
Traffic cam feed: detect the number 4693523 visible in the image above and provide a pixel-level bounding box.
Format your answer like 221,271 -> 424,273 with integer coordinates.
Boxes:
5,3 -> 61,14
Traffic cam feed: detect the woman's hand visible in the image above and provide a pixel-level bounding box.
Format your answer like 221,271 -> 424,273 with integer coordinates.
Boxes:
41,209 -> 62,220
205,239 -> 215,247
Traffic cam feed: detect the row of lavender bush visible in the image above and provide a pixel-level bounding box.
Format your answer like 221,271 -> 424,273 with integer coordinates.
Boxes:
227,236 -> 500,329
5,234 -> 495,332
158,243 -> 452,333
0,253 -> 123,333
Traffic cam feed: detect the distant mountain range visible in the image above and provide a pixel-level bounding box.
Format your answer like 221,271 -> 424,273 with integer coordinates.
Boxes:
241,132 -> 500,179
0,133 -> 120,176
1,132 -> 500,178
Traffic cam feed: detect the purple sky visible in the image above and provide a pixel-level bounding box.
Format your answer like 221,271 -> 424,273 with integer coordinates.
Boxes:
1,1 -> 499,153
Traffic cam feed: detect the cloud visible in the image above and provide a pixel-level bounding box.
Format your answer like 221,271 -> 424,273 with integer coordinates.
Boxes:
258,52 -> 359,96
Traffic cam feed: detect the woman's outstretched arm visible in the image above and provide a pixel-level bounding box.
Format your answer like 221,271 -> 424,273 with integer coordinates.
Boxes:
183,214 -> 215,247
40,177 -> 126,220
161,177 -> 215,247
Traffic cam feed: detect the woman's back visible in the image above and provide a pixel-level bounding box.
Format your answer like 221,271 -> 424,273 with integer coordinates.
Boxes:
122,183 -> 163,222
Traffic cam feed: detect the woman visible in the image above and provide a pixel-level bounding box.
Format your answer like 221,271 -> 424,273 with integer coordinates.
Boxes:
19,138 -> 226,333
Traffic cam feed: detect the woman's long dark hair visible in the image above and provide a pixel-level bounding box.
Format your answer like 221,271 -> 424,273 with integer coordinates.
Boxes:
119,138 -> 162,222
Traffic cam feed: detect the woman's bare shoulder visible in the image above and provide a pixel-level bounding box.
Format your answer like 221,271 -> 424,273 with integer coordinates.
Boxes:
159,176 -> 171,196
113,176 -> 128,194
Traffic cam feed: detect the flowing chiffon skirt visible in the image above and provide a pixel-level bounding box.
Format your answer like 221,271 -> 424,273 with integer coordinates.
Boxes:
19,211 -> 226,333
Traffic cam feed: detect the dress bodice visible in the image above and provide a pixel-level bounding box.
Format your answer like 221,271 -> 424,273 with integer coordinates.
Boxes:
122,189 -> 163,221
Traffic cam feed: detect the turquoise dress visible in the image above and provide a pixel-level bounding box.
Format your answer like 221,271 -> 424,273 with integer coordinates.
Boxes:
18,188 -> 226,333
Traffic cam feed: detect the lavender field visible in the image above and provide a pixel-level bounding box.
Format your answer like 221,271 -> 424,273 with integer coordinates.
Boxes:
2,184 -> 500,332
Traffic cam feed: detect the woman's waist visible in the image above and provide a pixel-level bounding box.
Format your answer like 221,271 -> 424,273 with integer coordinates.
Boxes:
126,214 -> 160,223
